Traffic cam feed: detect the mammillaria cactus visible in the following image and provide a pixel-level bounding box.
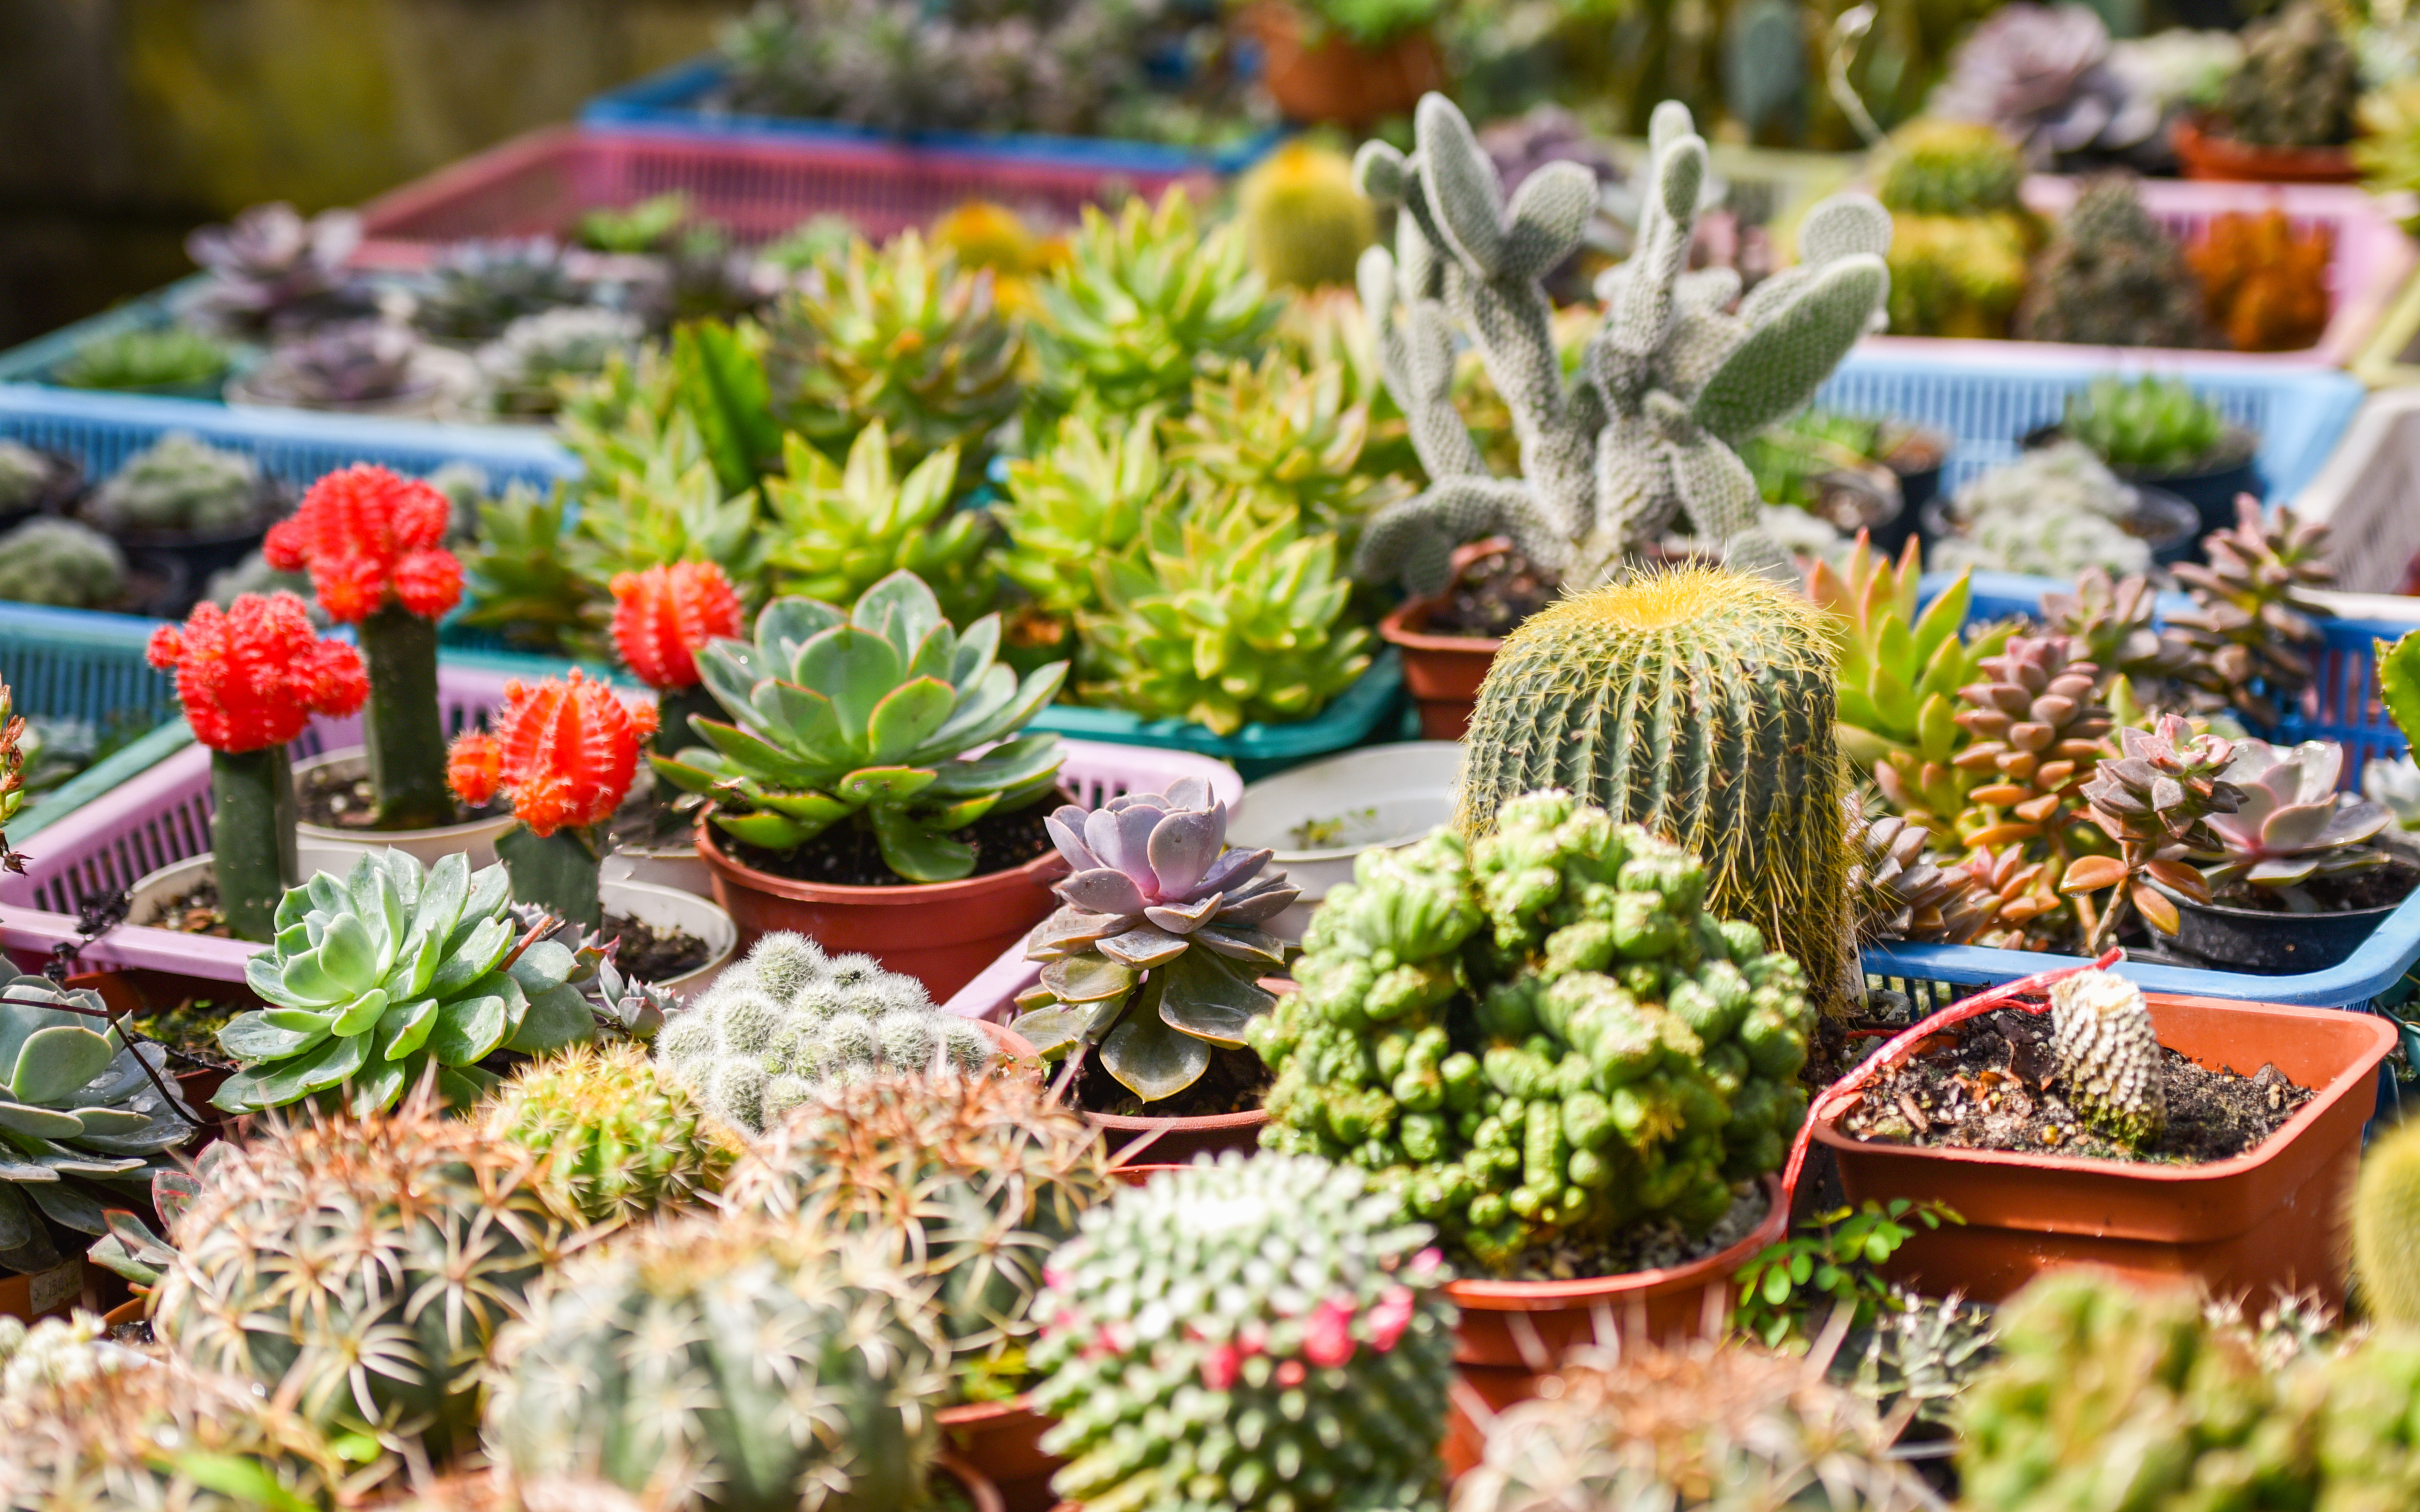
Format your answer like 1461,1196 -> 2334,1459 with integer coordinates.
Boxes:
2164,498 -> 2333,729
212,849 -> 594,1114
154,1085 -> 567,1454
265,463 -> 466,828
179,201 -> 373,336
446,672 -> 659,927
83,431 -> 266,534
2062,714 -> 2240,947
610,559 -> 746,758
2014,176 -> 2209,348
994,405 -> 1162,626
2189,740 -> 2390,905
724,1071 -> 1114,1397
1010,779 -> 1296,1106
654,932 -> 987,1134
145,593 -> 369,937
761,425 -> 997,627
481,1041 -> 735,1227
1454,1336 -> 1938,1512
766,230 -> 1024,475
653,570 -> 1067,883
2048,968 -> 2167,1149
1029,188 -> 1286,423
1240,142 -> 1379,291
0,974 -> 198,1276
0,440 -> 52,512
1350,96 -> 1886,596
1458,568 -> 1852,1005
0,519 -> 126,610
1935,444 -> 2155,579
477,306 -> 644,417
1031,1153 -> 1456,1512
2216,0 -> 2359,148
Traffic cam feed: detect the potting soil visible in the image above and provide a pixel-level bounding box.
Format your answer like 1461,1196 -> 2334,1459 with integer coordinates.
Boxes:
1508,1183 -> 1770,1283
604,910 -> 711,982
720,788 -> 1060,887
1425,548 -> 1560,638
298,762 -> 502,830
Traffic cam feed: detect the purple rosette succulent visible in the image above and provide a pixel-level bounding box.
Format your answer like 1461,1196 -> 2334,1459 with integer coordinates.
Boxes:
2192,740 -> 2390,901
1013,777 -> 1299,1104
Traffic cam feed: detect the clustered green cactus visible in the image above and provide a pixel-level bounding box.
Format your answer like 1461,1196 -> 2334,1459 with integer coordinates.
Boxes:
655,932 -> 990,1135
481,1041 -> 736,1228
1030,1152 -> 1457,1512
83,432 -> 266,535
0,519 -> 126,609
1254,793 -> 1813,1276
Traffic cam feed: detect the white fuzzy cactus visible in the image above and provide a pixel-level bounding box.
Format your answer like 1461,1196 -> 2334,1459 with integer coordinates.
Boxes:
1351,95 -> 1892,595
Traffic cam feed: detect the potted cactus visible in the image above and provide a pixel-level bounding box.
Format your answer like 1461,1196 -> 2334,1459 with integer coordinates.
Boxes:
0,437 -> 83,533
651,570 -> 1072,997
445,670 -> 736,994
0,516 -> 183,616
71,432 -> 289,584
136,592 -> 369,941
2173,0 -> 2361,182
1239,0 -> 1449,127
2038,376 -> 2260,539
607,559 -> 747,885
1010,777 -> 1298,1154
266,463 -> 514,859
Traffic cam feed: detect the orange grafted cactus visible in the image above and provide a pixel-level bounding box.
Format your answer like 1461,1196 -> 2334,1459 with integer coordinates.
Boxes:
447,671 -> 658,837
610,562 -> 744,690
264,464 -> 463,623
146,592 -> 368,754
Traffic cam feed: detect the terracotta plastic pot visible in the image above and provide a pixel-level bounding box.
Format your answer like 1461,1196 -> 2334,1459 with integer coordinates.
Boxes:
940,1399 -> 1062,1512
1814,993 -> 2396,1310
697,818 -> 1068,1000
1442,1173 -> 1788,1474
1378,538 -> 1513,741
937,1452 -> 1008,1512
2172,114 -> 2358,184
1088,1106 -> 1267,1163
1241,0 -> 1446,126
0,1258 -> 83,1323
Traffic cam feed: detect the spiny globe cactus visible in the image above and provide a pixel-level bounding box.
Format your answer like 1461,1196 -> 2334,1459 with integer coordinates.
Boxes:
1240,142 -> 1379,292
1011,780 -> 1296,1106
84,431 -> 265,534
146,593 -> 369,938
481,1041 -> 736,1228
265,464 -> 466,828
1458,567 -> 1853,1007
153,1084 -> 568,1456
761,424 -> 997,628
2218,0 -> 2359,149
0,519 -> 126,610
2352,1118 -> 2420,1329
2049,969 -> 2167,1149
486,1209 -> 952,1512
723,1071 -> 1114,1399
2013,176 -> 2210,349
654,932 -> 988,1135
447,672 -> 659,928
1030,1153 -> 1457,1512
215,848 -> 594,1115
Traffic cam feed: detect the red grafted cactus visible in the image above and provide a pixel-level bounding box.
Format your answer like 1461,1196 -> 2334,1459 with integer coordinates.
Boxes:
263,464 -> 462,623
448,671 -> 658,838
610,562 -> 744,690
145,592 -> 368,753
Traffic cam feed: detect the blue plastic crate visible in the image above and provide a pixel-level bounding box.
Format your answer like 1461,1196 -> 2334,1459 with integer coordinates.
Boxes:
581,55 -> 1284,177
1816,350 -> 2368,504
1,604 -> 184,842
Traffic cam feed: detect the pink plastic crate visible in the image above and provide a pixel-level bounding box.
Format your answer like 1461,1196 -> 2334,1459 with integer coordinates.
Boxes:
352,126 -> 1212,272
0,690 -> 1242,984
1862,177 -> 2416,368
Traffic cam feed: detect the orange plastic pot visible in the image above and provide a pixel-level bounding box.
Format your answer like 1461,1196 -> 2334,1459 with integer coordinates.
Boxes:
1088,1107 -> 1268,1163
0,1258 -> 83,1323
1241,0 -> 1447,126
941,1399 -> 1061,1512
1377,539 -> 1511,741
697,818 -> 1067,1000
2172,115 -> 2359,183
937,1452 -> 1007,1512
1813,993 -> 2395,1311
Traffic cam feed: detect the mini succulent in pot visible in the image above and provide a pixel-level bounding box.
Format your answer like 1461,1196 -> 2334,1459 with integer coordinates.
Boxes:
2061,713 -> 2241,949
2189,740 -> 2391,907
476,306 -> 644,418
412,236 -> 589,342
145,593 -> 370,939
179,201 -> 375,337
242,321 -> 439,409
51,325 -> 236,393
2059,375 -> 2248,479
1012,779 -> 1296,1106
446,672 -> 660,928
265,464 -> 465,829
83,431 -> 269,536
652,569 -> 1068,884
0,519 -> 127,610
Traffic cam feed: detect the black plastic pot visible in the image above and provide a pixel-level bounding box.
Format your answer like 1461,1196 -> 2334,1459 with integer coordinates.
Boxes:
2151,877 -> 2411,976
1920,484 -> 2201,569
76,476 -> 290,594
0,450 -> 84,534
2022,424 -> 2263,545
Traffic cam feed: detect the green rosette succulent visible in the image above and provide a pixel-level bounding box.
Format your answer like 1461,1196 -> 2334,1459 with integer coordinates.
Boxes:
1168,355 -> 1384,539
653,570 -> 1068,883
217,850 -> 595,1115
993,405 -> 1165,622
762,424 -> 996,626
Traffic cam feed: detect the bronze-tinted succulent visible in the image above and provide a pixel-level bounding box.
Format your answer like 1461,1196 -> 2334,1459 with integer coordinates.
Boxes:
2062,713 -> 2240,946
2164,498 -> 2334,728
1851,810 -> 2001,945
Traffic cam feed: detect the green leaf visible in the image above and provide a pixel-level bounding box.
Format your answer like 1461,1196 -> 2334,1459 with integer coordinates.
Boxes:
507,983 -> 597,1056
249,1029 -> 370,1108
855,567 -> 947,659
650,751 -> 726,796
428,993 -> 510,1066
379,998 -> 439,1062
671,318 -> 781,495
752,681 -> 854,767
316,912 -> 383,996
698,718 -> 832,786
170,1453 -> 319,1512
799,624 -> 905,746
68,1107 -> 154,1137
1911,573 -> 1970,667
926,733 -> 1065,797
218,1012 -> 324,1064
244,954 -> 318,1011
1042,953 -> 1137,1004
0,1101 -> 84,1140
25,1179 -> 110,1236
1155,951 -> 1275,1047
429,916 -> 514,998
10,1026 -> 112,1104
1101,1010 -> 1212,1104
330,989 -> 388,1040
1010,1005 -> 1090,1058
276,949 -> 348,1006
838,765 -> 939,806
865,678 -> 957,764
2381,631 -> 2420,746
414,851 -> 471,937
753,788 -> 854,824
1763,1267 -> 1791,1304
712,809 -> 819,849
756,596 -> 847,661
870,805 -> 977,882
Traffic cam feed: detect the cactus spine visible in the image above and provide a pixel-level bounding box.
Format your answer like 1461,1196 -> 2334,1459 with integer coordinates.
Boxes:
1456,566 -> 1852,1005
2355,1119 -> 2420,1328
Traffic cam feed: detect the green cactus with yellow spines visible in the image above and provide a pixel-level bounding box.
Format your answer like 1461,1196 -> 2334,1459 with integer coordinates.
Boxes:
2354,1118 -> 2420,1330
1240,141 -> 1379,292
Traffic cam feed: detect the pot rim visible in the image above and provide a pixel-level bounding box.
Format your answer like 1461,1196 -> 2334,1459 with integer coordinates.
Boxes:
1809,994 -> 2396,1183
1445,1173 -> 1788,1309
2150,872 -> 2415,924
290,747 -> 515,844
1085,1105 -> 1270,1134
696,810 -> 1071,907
936,1394 -> 1040,1429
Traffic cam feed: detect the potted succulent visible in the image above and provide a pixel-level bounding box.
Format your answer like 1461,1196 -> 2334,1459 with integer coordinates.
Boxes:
1009,777 -> 1299,1156
2011,176 -> 2211,349
72,431 -> 290,584
652,569 -> 1072,996
1240,0 -> 1450,127
2036,375 -> 2259,539
1740,408 -> 1951,561
0,437 -> 83,532
2172,0 -> 2361,182
50,326 -> 240,398
1815,970 -> 2397,1308
176,201 -> 376,339
224,320 -> 478,421
1925,442 -> 2198,576
266,463 -> 515,862
445,671 -> 737,996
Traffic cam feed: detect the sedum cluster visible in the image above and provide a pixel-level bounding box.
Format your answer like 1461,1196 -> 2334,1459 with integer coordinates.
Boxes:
1253,792 -> 1812,1276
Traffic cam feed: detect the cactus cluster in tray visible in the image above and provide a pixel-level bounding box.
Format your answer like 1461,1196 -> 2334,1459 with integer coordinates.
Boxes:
1240,141 -> 1379,293
0,519 -> 127,610
1255,792 -> 1813,1276
84,431 -> 266,534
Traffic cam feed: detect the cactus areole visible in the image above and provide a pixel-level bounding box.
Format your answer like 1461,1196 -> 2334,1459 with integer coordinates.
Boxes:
264,464 -> 463,829
146,593 -> 368,939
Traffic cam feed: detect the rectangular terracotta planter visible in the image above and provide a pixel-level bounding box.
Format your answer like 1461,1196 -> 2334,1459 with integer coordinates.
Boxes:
0,1259 -> 84,1323
1814,994 -> 2396,1309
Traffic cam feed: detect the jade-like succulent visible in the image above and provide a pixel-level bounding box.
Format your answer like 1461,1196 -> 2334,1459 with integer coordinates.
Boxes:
476,307 -> 644,417
2049,968 -> 2167,1149
993,405 -> 1164,622
2165,498 -> 2334,729
761,425 -> 997,627
1030,1153 -> 1457,1512
654,932 -> 988,1135
657,570 -> 1064,882
2060,375 -> 2244,478
1011,780 -> 1295,1105
84,432 -> 265,534
215,849 -> 595,1115
51,326 -> 235,392
0,975 -> 199,1277
2191,740 -> 2389,903
482,1040 -> 735,1228
0,519 -> 126,610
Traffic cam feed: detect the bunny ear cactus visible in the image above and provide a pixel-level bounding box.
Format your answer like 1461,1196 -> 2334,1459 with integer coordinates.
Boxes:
215,849 -> 595,1115
1011,779 -> 1298,1106
1349,94 -> 1891,598
265,465 -> 466,829
762,425 -> 998,627
145,593 -> 369,940
654,570 -> 1068,883
0,975 -> 199,1277
446,672 -> 659,928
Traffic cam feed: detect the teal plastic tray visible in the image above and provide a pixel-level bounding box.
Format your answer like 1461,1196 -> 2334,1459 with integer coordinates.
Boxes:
1024,649 -> 1406,780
